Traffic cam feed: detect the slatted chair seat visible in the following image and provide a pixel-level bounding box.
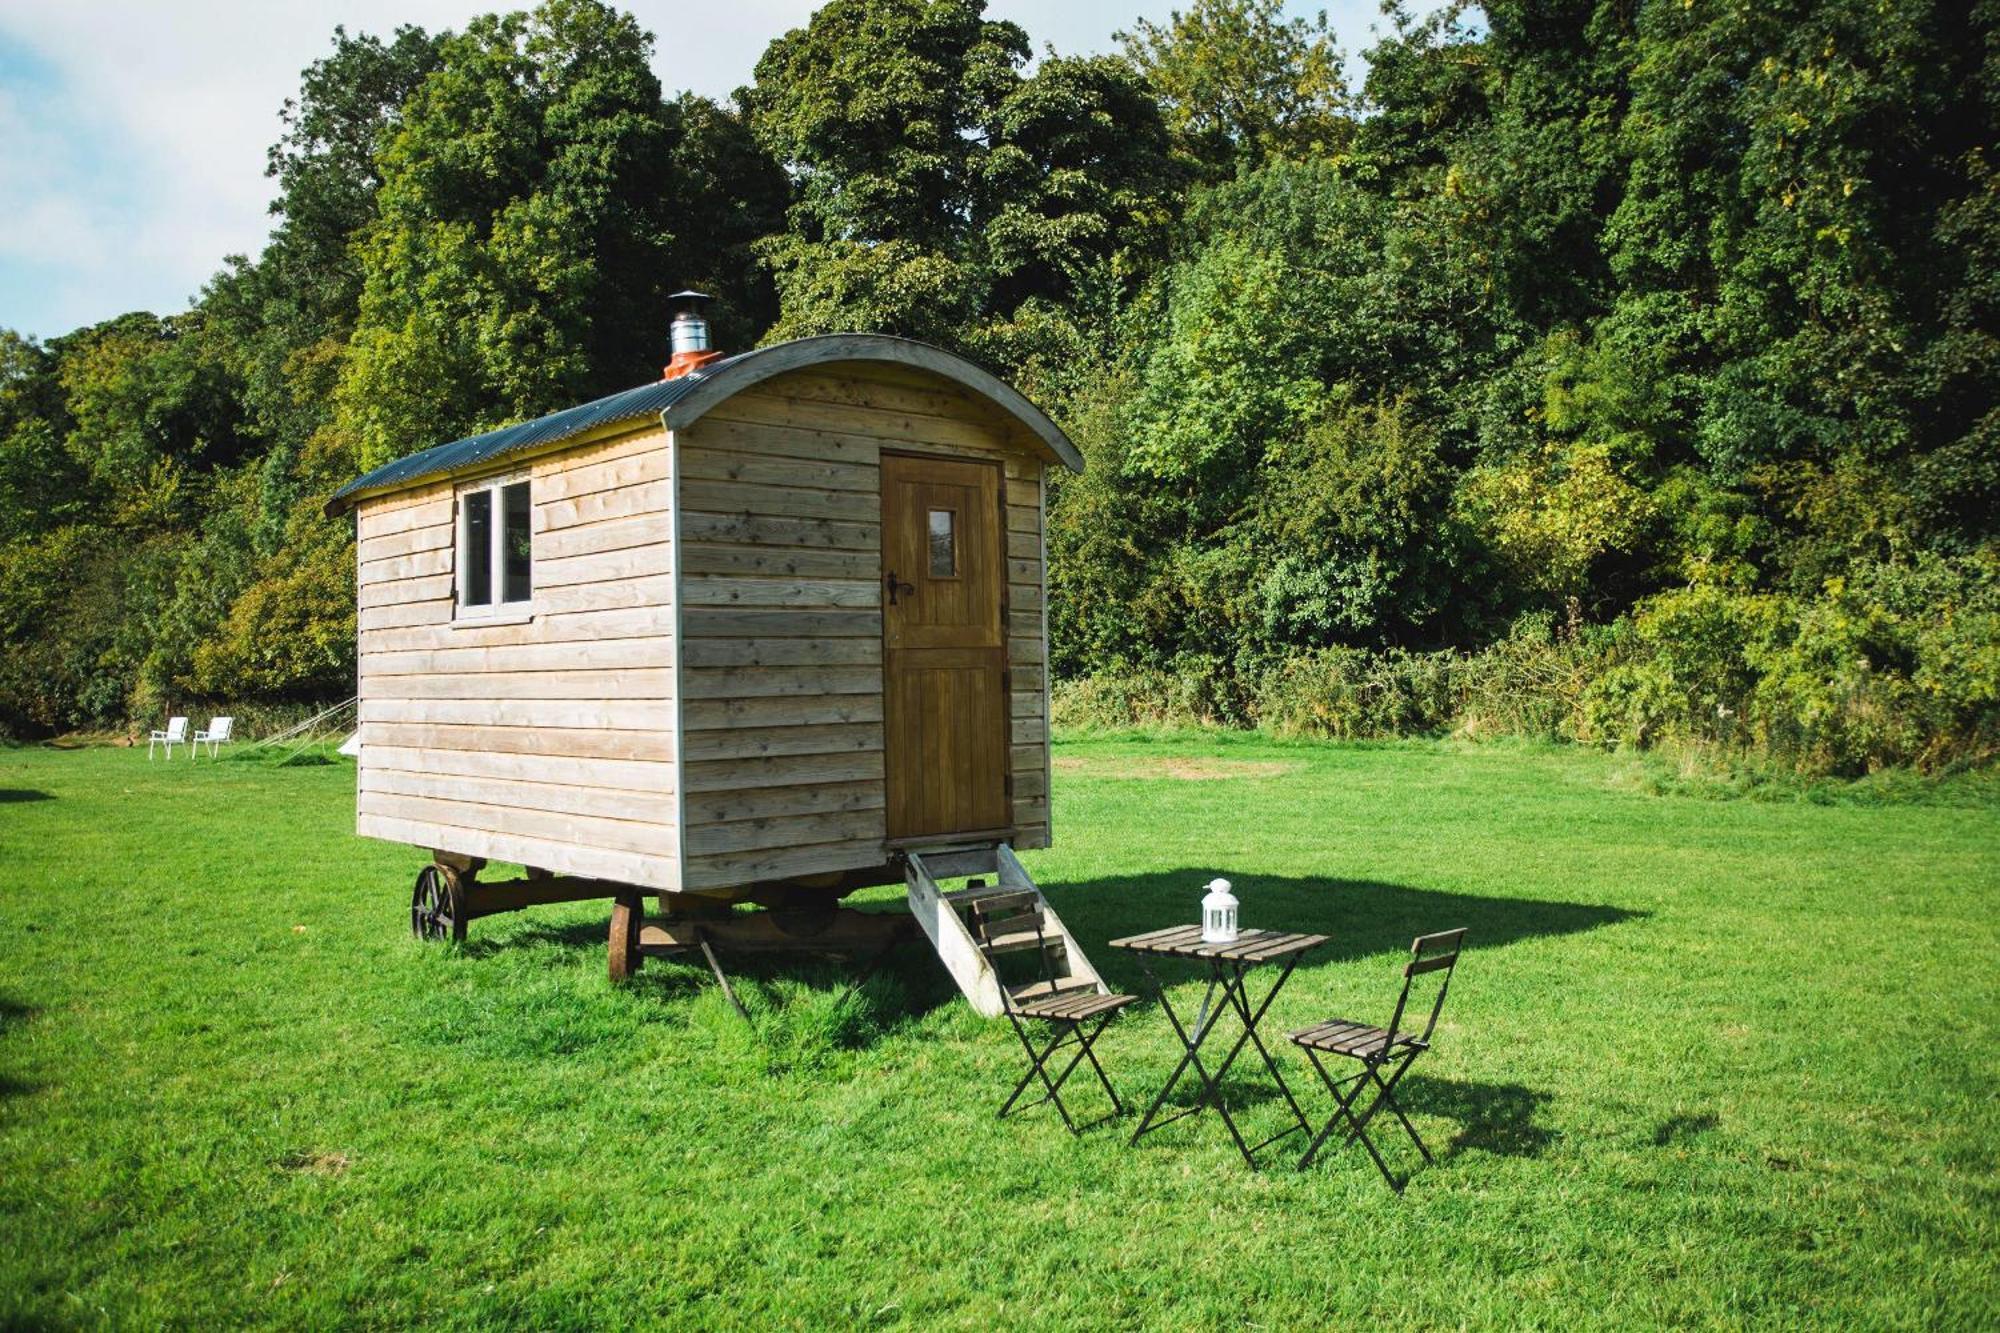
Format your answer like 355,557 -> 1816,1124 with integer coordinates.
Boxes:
1289,1019 -> 1423,1059
966,886 -> 1134,1134
1015,991 -> 1136,1022
1292,928 -> 1468,1189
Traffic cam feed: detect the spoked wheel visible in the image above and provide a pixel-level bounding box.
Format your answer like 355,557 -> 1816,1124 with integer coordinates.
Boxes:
410,863 -> 466,943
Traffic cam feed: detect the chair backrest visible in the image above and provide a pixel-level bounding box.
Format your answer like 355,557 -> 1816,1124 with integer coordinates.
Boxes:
166,716 -> 188,740
208,716 -> 234,740
966,890 -> 1054,1009
1383,928 -> 1466,1048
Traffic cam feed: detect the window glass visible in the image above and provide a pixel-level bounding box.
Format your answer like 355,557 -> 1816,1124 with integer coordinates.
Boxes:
463,490 -> 493,606
928,509 -> 955,577
502,481 -> 532,602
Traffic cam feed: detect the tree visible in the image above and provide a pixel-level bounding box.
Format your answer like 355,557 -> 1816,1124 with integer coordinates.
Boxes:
745,0 -> 1177,352
337,0 -> 780,468
1119,0 -> 1352,178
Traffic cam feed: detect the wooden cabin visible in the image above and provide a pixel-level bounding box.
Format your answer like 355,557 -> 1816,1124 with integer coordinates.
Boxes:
327,328 -> 1082,914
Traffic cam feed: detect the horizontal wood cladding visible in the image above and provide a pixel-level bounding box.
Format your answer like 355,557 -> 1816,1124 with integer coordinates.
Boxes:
357,791 -> 672,858
681,609 -> 882,639
364,635 -> 669,677
352,427 -> 680,887
347,369 -> 1055,895
679,511 -> 877,552
686,809 -> 883,857
681,665 -> 880,699
535,543 -> 673,590
674,366 -> 1049,892
684,838 -> 895,888
681,637 -> 878,668
679,721 -> 882,762
364,745 -> 672,793
365,606 -> 667,653
535,511 -> 662,562
680,544 -> 876,580
365,721 -> 674,763
683,778 -> 883,825
362,697 -> 673,731
365,668 -> 676,701
680,576 -> 878,609
683,694 -> 882,730
361,767 -> 676,826
358,522 -> 453,564
680,478 -> 877,523
357,814 -> 671,887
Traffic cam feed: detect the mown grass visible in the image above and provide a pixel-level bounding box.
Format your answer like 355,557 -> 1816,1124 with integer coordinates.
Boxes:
1,734 -> 1995,1328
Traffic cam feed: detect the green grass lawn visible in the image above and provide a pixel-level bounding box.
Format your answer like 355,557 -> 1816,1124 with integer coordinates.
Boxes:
1,736 -> 1996,1328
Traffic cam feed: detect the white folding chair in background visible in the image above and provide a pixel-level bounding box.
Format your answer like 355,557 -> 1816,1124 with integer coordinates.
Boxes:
149,716 -> 189,759
194,716 -> 234,757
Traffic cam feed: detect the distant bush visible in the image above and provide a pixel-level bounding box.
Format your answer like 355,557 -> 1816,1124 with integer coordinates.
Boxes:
1057,554 -> 2000,777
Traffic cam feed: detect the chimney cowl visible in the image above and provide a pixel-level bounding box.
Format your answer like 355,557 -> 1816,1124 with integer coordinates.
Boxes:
664,290 -> 722,379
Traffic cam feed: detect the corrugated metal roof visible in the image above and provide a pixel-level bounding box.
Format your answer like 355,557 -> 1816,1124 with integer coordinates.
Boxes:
325,334 -> 1085,516
324,353 -> 744,514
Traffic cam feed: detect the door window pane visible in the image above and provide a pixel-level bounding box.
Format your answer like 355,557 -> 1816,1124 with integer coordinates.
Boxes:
462,490 -> 492,606
928,509 -> 956,577
501,481 -> 532,602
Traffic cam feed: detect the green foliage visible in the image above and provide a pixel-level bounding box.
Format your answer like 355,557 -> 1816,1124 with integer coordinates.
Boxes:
187,510 -> 357,699
338,0 -> 781,470
0,0 -> 1993,780
1255,399 -> 1458,648
747,0 -> 1178,357
1118,0 -> 1352,175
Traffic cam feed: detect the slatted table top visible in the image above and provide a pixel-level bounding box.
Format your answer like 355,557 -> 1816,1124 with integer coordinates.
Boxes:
1107,924 -> 1329,963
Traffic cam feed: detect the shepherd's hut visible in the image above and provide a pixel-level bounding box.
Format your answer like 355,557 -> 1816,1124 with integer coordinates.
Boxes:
327,294 -> 1102,1012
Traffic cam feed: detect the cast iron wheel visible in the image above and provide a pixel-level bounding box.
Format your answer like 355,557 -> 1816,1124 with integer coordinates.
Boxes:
410,863 -> 466,943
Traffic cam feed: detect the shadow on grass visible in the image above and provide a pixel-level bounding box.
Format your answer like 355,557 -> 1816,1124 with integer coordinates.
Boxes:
0,995 -> 35,1033
1652,1111 -> 1720,1146
1046,870 -> 1641,988
0,789 -> 52,803
0,996 -> 39,1100
1401,1074 -> 1556,1158
431,870 -> 1636,1056
456,913 -> 960,1040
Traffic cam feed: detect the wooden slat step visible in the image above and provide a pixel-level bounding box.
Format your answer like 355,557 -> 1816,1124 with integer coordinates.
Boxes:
982,927 -> 1057,955
944,884 -> 1027,906
1006,977 -> 1095,1004
964,889 -> 1038,920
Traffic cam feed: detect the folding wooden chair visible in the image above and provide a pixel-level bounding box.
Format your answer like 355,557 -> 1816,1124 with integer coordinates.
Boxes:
966,889 -> 1136,1134
1290,928 -> 1466,1189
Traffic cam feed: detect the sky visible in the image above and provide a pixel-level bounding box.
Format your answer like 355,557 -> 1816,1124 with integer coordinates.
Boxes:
0,0 -> 1416,341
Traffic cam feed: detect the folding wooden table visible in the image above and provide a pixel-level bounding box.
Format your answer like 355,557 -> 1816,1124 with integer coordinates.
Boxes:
1110,925 -> 1328,1168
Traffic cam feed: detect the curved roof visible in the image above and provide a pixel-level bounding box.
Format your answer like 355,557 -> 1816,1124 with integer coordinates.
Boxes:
325,334 -> 1083,514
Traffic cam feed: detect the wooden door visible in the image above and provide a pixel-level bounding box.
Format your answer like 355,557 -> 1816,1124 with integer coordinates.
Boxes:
881,453 -> 1010,840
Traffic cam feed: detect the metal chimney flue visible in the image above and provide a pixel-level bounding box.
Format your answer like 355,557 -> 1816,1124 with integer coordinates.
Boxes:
664,290 -> 722,379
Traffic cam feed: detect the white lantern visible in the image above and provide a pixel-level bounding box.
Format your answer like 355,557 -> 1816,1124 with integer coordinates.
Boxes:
1201,877 -> 1239,944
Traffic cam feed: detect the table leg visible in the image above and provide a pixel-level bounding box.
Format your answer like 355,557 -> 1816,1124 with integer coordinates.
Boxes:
1133,954 -> 1314,1167
1219,954 -> 1311,1139
1129,956 -> 1205,1142
1131,960 -> 1260,1165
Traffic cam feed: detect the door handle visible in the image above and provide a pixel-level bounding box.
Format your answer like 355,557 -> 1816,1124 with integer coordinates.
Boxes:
884,571 -> 916,605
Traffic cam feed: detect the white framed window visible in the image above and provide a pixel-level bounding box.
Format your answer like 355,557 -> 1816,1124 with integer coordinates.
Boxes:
457,474 -> 533,618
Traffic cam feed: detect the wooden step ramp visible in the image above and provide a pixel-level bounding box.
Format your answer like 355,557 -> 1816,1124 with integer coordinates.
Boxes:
903,843 -> 1107,1019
